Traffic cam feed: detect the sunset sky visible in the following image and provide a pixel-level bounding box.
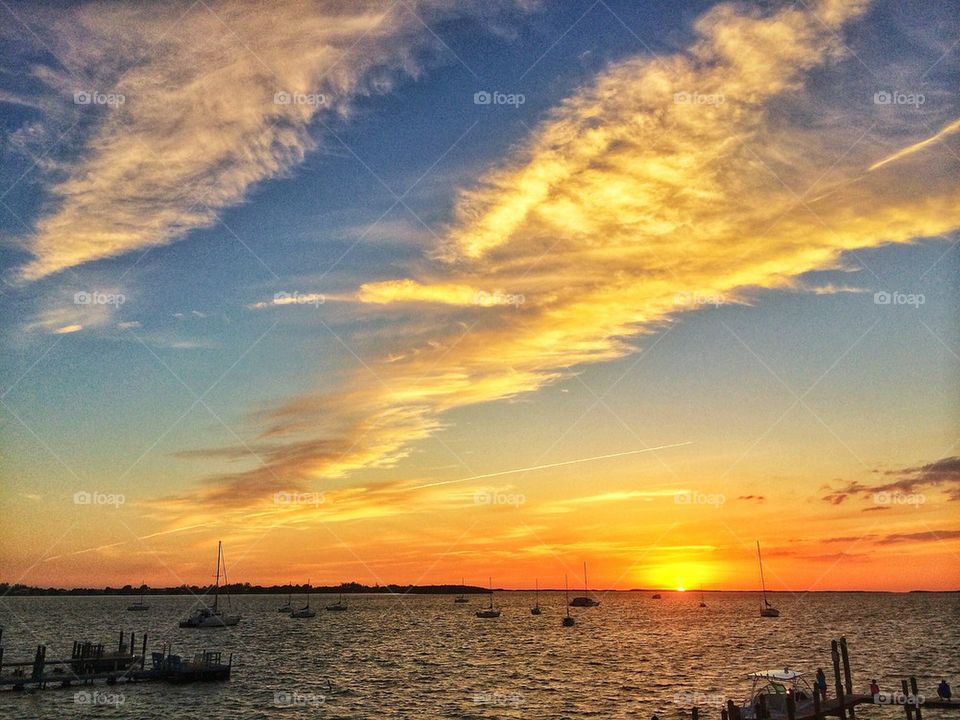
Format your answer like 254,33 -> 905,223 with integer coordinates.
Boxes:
1,0 -> 958,592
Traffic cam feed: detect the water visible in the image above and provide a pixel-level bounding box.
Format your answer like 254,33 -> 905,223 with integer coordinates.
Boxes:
0,592 -> 956,719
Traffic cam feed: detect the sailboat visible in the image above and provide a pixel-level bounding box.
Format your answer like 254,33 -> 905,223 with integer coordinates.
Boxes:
277,588 -> 294,613
569,562 -> 599,607
325,593 -> 348,611
757,541 -> 780,617
475,577 -> 501,618
651,593 -> 662,599
179,541 -> 241,628
562,575 -> 575,626
531,579 -> 542,615
454,576 -> 469,604
699,588 -> 707,608
291,581 -> 316,618
127,583 -> 149,612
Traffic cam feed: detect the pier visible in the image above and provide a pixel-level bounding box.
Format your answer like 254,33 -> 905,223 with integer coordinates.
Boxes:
702,637 -> 958,720
0,628 -> 231,691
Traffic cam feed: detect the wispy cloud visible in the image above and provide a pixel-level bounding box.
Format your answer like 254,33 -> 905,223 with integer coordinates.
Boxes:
821,456 -> 960,504
8,0 -> 507,281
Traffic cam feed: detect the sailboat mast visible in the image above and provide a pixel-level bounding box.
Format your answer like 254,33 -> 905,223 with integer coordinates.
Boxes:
214,540 -> 222,609
488,577 -> 493,609
757,541 -> 768,607
565,574 -> 571,617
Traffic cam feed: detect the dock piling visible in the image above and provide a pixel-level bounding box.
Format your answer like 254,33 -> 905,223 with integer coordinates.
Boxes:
831,641 -> 847,720
840,637 -> 855,720
901,679 -> 914,720
910,677 -> 922,720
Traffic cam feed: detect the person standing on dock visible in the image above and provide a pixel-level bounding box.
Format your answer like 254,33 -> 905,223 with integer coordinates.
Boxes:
870,680 -> 880,697
938,679 -> 952,701
816,669 -> 829,699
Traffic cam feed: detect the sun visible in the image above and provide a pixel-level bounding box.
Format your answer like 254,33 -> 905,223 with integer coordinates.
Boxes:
676,586 -> 685,592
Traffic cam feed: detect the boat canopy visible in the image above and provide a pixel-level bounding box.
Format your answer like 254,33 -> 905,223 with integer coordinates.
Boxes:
748,669 -> 805,682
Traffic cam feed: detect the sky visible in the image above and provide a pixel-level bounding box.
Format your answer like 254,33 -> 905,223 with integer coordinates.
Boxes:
1,0 -> 958,592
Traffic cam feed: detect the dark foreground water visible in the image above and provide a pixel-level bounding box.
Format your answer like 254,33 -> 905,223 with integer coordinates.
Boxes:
0,592 -> 956,719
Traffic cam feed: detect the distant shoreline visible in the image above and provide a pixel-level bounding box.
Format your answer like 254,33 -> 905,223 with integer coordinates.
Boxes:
1,584 -> 956,596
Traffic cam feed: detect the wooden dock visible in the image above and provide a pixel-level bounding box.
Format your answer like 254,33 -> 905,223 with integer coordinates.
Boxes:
0,628 -> 231,691
702,637 -> 958,720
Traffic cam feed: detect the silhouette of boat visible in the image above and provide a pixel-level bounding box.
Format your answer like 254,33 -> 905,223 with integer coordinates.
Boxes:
325,593 -> 348,612
127,583 -> 149,612
475,577 -> 501,618
569,562 -> 599,607
455,576 -> 468,603
757,541 -> 780,617
531,579 -> 542,615
562,575 -> 575,626
291,583 -> 316,618
651,593 -> 662,599
179,541 -> 240,628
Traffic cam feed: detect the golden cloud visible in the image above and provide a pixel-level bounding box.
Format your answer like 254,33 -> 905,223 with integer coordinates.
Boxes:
162,0 -> 959,527
14,0 -> 470,280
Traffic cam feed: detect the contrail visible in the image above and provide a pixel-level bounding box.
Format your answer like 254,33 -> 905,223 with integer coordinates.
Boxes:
868,117 -> 960,172
408,441 -> 692,491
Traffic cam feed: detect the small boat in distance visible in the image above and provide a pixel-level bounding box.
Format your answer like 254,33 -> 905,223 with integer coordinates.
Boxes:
277,592 -> 293,613
651,593 -> 662,599
562,575 -> 575,626
757,541 -> 780,617
569,562 -> 599,607
531,579 -> 542,615
699,588 -> 707,608
127,583 -> 149,612
325,593 -> 348,612
291,582 -> 316,618
475,577 -> 501,618
179,541 -> 240,628
455,576 -> 468,603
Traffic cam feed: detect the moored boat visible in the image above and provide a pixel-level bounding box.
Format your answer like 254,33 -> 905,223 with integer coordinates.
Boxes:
569,562 -> 599,607
179,541 -> 240,628
475,577 -> 501,618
